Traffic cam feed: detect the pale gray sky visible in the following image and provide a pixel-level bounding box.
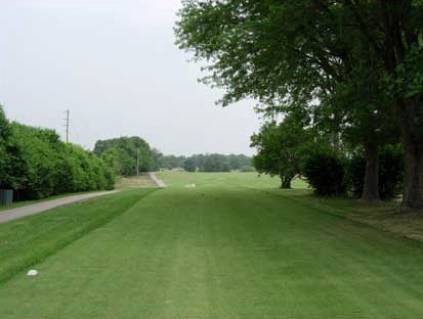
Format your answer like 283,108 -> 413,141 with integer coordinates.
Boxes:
0,0 -> 260,155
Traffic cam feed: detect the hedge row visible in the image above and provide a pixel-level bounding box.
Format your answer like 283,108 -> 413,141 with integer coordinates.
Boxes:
0,108 -> 114,201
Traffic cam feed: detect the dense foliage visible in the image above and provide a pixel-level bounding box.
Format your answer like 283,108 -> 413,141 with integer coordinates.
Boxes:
349,145 -> 404,200
93,138 -> 252,174
0,107 -> 11,186
303,148 -> 347,197
94,137 -> 158,176
157,155 -> 187,170
176,1 -> 423,208
0,107 -> 114,201
251,111 -> 311,188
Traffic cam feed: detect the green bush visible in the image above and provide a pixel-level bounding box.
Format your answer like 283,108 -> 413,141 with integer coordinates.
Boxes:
6,124 -> 61,199
303,149 -> 347,196
348,145 -> 404,200
0,106 -> 11,188
1,119 -> 115,201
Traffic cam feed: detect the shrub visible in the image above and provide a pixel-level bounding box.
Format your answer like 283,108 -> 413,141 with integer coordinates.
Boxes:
0,106 -> 11,188
7,124 -> 60,199
1,121 -> 115,201
303,149 -> 347,196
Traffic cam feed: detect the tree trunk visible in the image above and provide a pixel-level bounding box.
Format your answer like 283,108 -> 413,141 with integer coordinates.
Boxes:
402,140 -> 423,209
280,175 -> 292,189
361,143 -> 380,201
399,99 -> 423,209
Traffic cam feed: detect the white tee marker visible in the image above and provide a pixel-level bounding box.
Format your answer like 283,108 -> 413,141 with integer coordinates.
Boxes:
27,269 -> 39,277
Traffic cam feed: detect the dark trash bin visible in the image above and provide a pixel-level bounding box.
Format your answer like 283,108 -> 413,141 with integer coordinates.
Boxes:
0,189 -> 14,206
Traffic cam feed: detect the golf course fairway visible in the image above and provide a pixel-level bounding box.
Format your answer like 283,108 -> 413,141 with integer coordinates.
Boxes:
1,172 -> 423,318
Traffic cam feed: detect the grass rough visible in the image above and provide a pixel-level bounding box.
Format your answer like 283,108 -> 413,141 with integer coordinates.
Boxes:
0,189 -> 155,284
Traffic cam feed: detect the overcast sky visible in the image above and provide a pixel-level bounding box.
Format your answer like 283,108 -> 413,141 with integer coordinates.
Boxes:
0,0 -> 260,155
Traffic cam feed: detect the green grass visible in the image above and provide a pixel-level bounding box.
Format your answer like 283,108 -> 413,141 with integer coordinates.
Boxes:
157,171 -> 308,189
1,172 -> 423,318
0,189 -> 155,283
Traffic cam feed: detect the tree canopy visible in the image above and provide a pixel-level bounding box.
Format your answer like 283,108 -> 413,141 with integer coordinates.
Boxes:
176,0 -> 423,208
251,112 -> 312,188
94,137 -> 158,176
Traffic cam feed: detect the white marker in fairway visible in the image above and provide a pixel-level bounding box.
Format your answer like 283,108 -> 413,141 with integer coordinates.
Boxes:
27,269 -> 38,277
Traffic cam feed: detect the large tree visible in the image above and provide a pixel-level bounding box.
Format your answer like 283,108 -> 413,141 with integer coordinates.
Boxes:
176,0 -> 383,200
350,1 -> 423,208
251,111 -> 311,188
176,0 -> 423,208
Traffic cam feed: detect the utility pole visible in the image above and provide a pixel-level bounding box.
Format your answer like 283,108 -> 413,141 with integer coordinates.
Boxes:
65,109 -> 70,143
136,148 -> 140,177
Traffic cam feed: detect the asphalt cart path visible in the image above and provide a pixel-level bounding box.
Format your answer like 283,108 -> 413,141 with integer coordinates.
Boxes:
0,191 -> 118,224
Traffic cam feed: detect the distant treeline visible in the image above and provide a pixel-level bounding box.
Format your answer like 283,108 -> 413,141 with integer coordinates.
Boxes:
0,107 -> 114,201
157,153 -> 253,172
93,137 -> 253,174
94,137 -> 160,176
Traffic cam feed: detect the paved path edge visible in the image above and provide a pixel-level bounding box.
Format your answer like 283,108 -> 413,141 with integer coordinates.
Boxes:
0,190 -> 119,224
148,172 -> 167,188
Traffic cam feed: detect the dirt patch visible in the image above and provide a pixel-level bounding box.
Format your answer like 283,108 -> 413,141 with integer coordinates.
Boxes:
116,174 -> 159,189
304,195 -> 423,242
348,207 -> 423,242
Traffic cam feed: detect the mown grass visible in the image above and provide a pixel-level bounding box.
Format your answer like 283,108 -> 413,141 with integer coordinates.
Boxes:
157,171 -> 308,189
205,172 -> 423,243
0,189 -> 155,284
1,172 -> 423,318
